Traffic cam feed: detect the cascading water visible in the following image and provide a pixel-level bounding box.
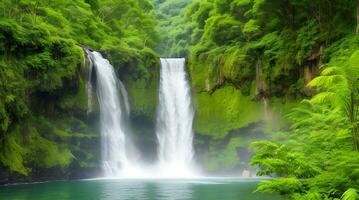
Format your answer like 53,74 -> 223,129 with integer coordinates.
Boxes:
156,58 -> 197,177
86,52 -> 198,178
86,50 -> 142,177
86,50 -> 94,114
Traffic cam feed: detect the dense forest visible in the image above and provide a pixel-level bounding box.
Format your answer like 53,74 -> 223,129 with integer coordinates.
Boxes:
1,0 -> 359,199
0,0 -> 160,179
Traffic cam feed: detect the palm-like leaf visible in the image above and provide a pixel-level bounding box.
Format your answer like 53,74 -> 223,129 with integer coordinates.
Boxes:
307,51 -> 359,150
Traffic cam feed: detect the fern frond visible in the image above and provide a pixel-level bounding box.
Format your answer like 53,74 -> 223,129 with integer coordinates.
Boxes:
308,75 -> 347,92
310,92 -> 340,106
321,66 -> 345,76
341,188 -> 359,200
255,178 -> 302,194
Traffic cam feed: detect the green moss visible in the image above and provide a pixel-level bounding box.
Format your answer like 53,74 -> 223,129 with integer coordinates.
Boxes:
0,127 -> 29,175
194,86 -> 262,137
270,97 -> 301,114
349,50 -> 359,68
188,45 -> 255,94
0,123 -> 76,175
58,73 -> 88,112
188,58 -> 215,91
27,127 -> 73,169
125,77 -> 158,118
34,115 -> 99,169
203,137 -> 241,172
265,97 -> 301,130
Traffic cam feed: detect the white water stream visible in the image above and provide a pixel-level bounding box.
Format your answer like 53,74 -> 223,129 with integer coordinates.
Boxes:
87,50 -> 142,177
156,58 -> 197,177
87,52 -> 198,178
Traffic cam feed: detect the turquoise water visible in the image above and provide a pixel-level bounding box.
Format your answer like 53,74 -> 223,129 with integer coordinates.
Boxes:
0,178 -> 283,200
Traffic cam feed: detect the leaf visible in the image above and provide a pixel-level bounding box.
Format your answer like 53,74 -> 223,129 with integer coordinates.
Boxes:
341,188 -> 359,200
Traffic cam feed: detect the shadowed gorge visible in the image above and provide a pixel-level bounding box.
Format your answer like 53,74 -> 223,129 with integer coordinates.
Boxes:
0,0 -> 359,199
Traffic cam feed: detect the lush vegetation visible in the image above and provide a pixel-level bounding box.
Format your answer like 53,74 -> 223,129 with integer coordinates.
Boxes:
153,0 -> 192,56
251,48 -> 359,199
1,0 -> 359,199
0,0 -> 159,179
158,0 -> 359,199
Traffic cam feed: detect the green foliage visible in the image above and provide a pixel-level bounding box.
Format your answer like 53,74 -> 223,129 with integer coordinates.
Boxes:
27,127 -> 74,169
165,0 -> 357,99
256,178 -> 302,195
0,0 -> 159,176
308,50 -> 359,149
151,0 -> 359,186
0,1 -> 358,194
341,189 -> 359,200
243,19 -> 260,35
251,50 -> 359,199
203,137 -> 242,171
194,86 -> 261,137
204,15 -> 243,45
0,128 -> 29,174
250,141 -> 320,178
124,74 -> 158,118
154,0 -> 192,57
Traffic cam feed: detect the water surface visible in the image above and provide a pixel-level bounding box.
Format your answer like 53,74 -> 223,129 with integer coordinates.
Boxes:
0,178 -> 283,200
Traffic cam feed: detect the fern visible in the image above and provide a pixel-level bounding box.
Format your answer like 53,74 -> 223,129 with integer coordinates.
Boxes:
255,178 -> 302,195
341,189 -> 359,200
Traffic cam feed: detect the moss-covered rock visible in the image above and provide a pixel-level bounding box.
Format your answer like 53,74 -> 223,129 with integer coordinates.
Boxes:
203,136 -> 242,172
125,77 -> 158,119
0,126 -> 29,175
194,85 -> 262,138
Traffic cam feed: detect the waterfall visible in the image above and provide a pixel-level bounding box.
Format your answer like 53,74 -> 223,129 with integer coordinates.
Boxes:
86,52 -> 198,178
86,50 -> 142,177
156,58 -> 197,177
86,49 -> 94,114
